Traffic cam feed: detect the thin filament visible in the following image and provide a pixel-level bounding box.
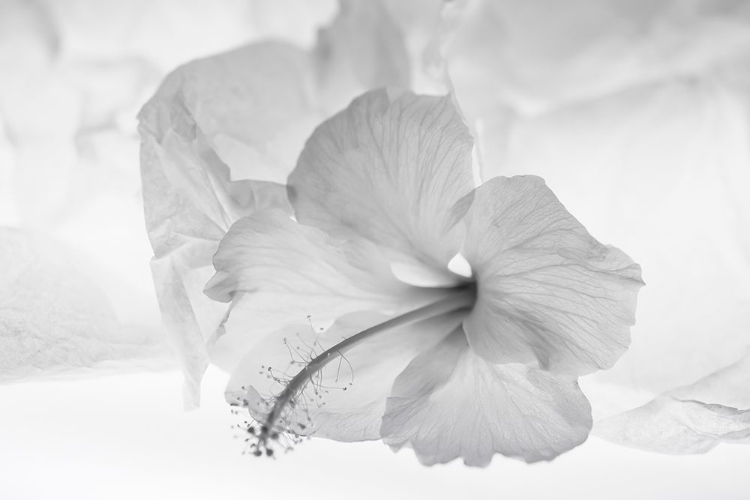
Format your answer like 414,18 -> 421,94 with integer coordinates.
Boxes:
255,286 -> 476,446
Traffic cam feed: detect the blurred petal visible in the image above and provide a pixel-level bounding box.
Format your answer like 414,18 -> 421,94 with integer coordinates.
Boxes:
381,329 -> 592,466
315,0 -> 410,112
594,350 -> 750,453
43,0 -> 331,72
463,176 -> 643,375
445,0 -> 750,116
381,0 -> 445,93
204,210 -> 437,374
289,89 -> 475,278
139,7 -> 418,403
489,77 -> 750,394
0,229 -> 169,381
227,310 -> 464,441
145,41 -> 320,185
0,8 -> 80,229
595,398 -> 750,454
669,349 -> 750,409
139,55 -> 294,405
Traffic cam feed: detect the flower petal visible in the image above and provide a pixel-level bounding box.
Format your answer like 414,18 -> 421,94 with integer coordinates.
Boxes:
314,0 -> 411,112
444,0 -> 750,116
484,78 -> 750,396
288,89 -> 476,277
139,10 -> 417,404
380,329 -> 592,466
204,209 -> 438,373
0,229 -> 168,381
139,55 -> 294,405
594,397 -> 750,454
140,41 -> 319,186
462,176 -> 643,375
593,350 -> 750,453
226,310 -> 464,442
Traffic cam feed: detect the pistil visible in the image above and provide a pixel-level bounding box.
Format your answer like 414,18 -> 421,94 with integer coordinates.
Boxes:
248,285 -> 476,454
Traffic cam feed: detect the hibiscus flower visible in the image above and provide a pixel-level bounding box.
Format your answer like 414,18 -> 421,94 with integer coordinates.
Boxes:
204,88 -> 643,466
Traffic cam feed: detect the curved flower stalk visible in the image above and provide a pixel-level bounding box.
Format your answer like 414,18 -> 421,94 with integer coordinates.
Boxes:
207,88 -> 643,466
139,0 -> 411,406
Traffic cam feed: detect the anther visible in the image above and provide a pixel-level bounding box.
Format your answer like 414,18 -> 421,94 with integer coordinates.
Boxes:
249,288 -> 476,457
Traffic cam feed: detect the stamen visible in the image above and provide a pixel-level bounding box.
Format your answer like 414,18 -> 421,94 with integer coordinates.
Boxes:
248,286 -> 476,454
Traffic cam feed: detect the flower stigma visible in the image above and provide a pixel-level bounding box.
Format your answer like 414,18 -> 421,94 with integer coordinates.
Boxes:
234,284 -> 477,458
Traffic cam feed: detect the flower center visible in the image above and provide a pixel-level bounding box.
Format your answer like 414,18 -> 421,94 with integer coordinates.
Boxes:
241,284 -> 476,456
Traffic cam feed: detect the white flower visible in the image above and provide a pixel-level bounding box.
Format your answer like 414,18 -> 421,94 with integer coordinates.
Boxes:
206,88 -> 643,466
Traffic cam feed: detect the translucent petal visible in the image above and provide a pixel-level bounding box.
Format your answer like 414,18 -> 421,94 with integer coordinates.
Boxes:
445,0 -> 750,116
43,0 -> 334,72
289,89 -> 475,277
463,176 -> 643,375
143,42 -> 320,185
139,8 -> 416,404
204,210 -> 439,375
380,0 -> 446,94
0,229 -> 169,381
314,0 -> 410,112
595,398 -> 750,454
594,351 -> 750,453
139,56 -> 294,405
668,350 -> 750,410
226,310 -> 464,442
381,329 -> 592,466
488,78 -> 750,395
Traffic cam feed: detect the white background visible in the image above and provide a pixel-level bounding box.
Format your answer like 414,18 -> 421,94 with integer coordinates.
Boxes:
2,1 -> 749,498
1,366 -> 748,500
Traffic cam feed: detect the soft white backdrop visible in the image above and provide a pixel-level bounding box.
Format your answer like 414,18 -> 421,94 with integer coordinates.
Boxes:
2,1 -> 749,498
1,367 -> 748,500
